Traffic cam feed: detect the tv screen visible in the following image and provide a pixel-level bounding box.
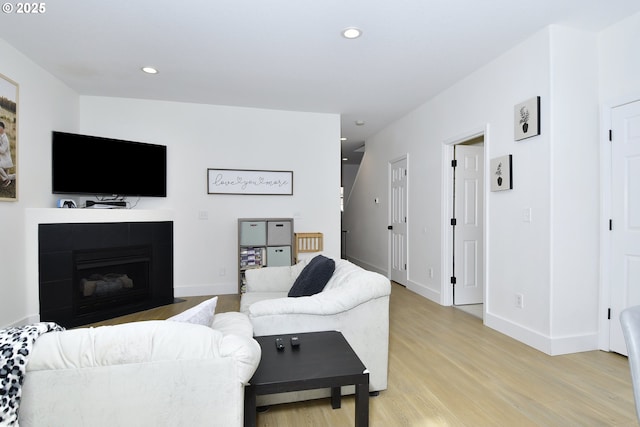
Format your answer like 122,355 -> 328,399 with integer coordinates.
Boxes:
52,131 -> 167,197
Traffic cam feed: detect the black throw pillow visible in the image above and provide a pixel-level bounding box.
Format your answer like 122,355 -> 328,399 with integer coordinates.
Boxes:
288,255 -> 335,297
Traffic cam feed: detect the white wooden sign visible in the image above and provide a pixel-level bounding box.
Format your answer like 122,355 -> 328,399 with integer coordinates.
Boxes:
207,168 -> 293,195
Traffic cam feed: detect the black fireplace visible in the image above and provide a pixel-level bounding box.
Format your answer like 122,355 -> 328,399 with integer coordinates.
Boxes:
38,221 -> 173,328
74,245 -> 151,316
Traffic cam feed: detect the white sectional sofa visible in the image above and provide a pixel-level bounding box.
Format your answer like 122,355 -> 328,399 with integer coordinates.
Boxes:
240,256 -> 391,404
18,312 -> 260,427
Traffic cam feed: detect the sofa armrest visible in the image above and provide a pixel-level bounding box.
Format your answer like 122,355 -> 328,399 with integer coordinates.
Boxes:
212,311 -> 254,338
213,312 -> 261,383
245,259 -> 309,293
219,334 -> 261,384
248,270 -> 390,318
27,320 -> 260,384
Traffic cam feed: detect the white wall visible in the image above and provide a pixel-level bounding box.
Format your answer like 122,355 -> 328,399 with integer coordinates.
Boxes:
0,40 -> 341,328
78,96 -> 341,298
342,147 -> 390,273
343,25 -> 604,355
0,39 -> 79,327
547,26 -> 600,352
341,163 -> 359,203
598,12 -> 640,105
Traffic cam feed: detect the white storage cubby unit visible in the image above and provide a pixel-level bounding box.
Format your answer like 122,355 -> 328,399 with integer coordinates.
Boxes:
238,218 -> 294,293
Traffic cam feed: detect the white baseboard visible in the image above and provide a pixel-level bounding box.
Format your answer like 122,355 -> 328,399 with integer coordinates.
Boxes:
174,282 -> 237,298
2,314 -> 41,329
406,281 -> 442,304
484,311 -> 598,356
344,256 -> 387,276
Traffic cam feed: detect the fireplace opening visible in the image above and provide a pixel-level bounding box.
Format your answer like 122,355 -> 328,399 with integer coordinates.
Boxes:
74,245 -> 151,316
38,221 -> 174,328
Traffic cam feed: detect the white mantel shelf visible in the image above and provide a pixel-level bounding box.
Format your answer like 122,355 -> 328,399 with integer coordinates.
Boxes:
26,208 -> 175,224
24,208 -> 175,325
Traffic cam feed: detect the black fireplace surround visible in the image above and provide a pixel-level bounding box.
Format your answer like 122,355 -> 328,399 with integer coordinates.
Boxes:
38,221 -> 174,328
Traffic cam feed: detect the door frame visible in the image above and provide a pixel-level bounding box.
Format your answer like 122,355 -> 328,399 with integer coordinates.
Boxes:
441,125 -> 489,307
598,96 -> 640,351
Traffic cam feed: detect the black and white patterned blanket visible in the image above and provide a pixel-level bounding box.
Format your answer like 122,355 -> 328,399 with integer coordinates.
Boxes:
0,322 -> 64,426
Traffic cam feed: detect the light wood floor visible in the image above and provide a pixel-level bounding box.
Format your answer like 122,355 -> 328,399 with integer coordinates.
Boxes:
86,283 -> 639,426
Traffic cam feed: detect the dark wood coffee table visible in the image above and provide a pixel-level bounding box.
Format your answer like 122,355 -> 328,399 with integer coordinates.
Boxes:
244,330 -> 369,427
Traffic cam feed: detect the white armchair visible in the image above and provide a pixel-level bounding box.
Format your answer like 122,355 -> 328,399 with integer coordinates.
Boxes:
19,312 -> 261,427
240,257 -> 391,405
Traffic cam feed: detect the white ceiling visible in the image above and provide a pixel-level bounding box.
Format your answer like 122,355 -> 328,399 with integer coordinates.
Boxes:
1,0 -> 639,164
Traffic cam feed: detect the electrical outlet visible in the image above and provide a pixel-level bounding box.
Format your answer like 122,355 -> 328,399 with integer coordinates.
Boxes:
515,293 -> 524,308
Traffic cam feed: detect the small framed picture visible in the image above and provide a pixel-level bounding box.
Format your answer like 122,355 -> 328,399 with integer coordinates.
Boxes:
490,155 -> 512,191
514,96 -> 540,141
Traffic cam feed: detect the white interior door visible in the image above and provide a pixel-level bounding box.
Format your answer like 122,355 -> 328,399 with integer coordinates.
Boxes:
453,145 -> 484,305
610,100 -> 640,355
390,157 -> 408,284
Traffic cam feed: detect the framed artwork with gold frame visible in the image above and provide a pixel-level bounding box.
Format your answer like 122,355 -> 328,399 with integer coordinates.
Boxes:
0,72 -> 18,201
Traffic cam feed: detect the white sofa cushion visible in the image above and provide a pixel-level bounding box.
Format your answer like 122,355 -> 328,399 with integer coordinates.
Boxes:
27,319 -> 260,384
166,296 -> 217,326
240,291 -> 288,314
212,311 -> 254,337
247,259 -> 389,317
244,258 -> 309,293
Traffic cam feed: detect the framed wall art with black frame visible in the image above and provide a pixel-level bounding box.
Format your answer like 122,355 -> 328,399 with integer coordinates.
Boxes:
514,96 -> 540,141
490,155 -> 513,192
207,168 -> 293,195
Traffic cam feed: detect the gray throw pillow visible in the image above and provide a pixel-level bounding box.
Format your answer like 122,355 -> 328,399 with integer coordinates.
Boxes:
288,255 -> 335,297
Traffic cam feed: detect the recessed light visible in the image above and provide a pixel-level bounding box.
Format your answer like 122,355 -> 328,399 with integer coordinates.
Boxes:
342,27 -> 362,39
342,157 -> 349,161
141,67 -> 158,74
355,120 -> 365,126
341,137 -> 347,141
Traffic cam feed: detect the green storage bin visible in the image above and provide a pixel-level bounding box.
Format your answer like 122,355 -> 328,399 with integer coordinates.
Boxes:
240,221 -> 266,246
267,246 -> 291,266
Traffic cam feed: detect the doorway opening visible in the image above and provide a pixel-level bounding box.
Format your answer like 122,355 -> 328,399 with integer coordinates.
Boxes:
389,156 -> 408,285
443,131 -> 486,318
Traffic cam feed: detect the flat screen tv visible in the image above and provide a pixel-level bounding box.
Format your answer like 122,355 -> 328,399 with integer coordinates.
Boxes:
52,131 -> 167,197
